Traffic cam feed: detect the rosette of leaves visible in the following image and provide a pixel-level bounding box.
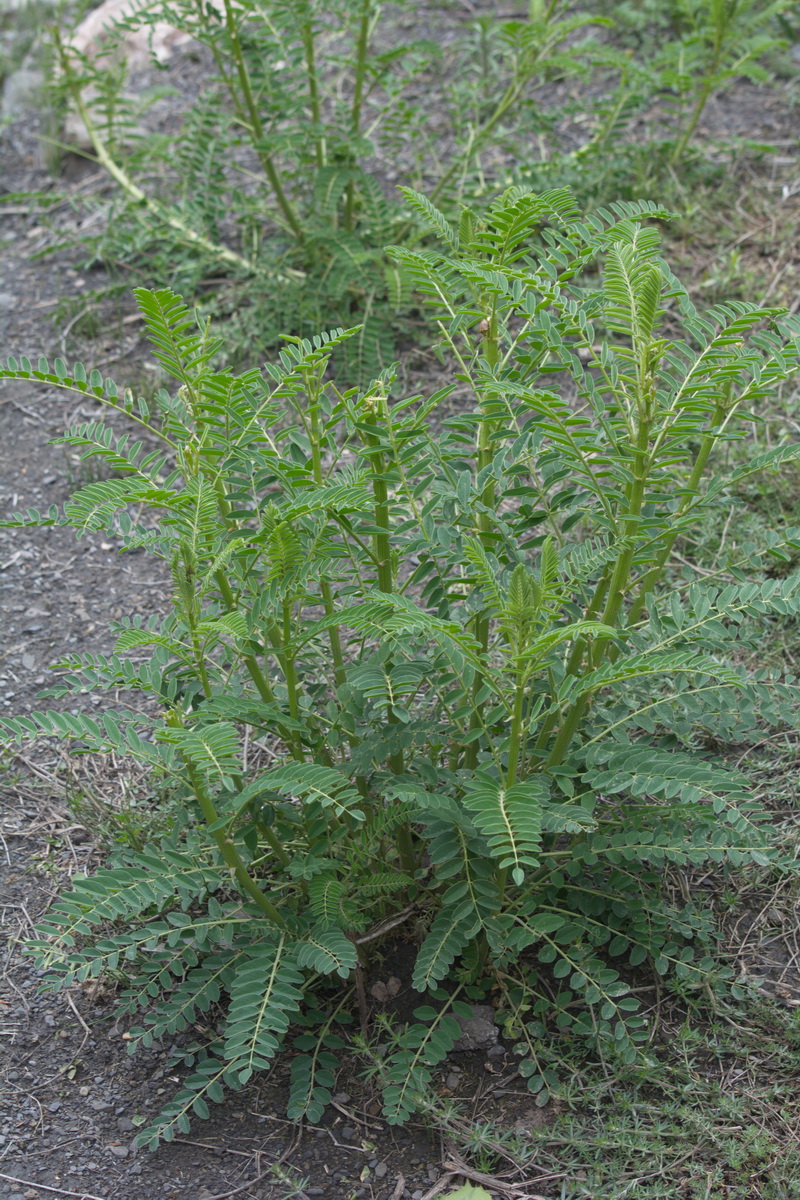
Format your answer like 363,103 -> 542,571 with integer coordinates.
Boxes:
3,185 -> 800,1141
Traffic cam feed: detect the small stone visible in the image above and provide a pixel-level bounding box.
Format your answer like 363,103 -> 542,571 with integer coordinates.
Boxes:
341,1124 -> 357,1141
446,1072 -> 461,1090
333,1091 -> 351,1104
24,1191 -> 38,1199
107,1144 -> 128,1159
487,1043 -> 505,1059
374,1162 -> 388,1179
42,475 -> 57,485
79,1086 -> 90,1096
412,1192 -> 425,1199
22,653 -> 36,670
48,1100 -> 61,1112
90,1099 -> 112,1111
0,292 -> 16,311
453,1004 -> 499,1051
116,1117 -> 134,1132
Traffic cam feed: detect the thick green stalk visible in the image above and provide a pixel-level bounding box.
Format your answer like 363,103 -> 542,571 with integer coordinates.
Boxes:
178,742 -> 289,928
344,0 -> 374,230
307,384 -> 346,688
506,667 -> 529,788
545,413 -> 652,769
282,599 -> 303,728
626,402 -> 726,625
464,320 -> 499,770
362,395 -> 394,597
215,570 -> 277,704
300,2 -> 325,169
361,393 -> 416,873
533,572 -> 610,755
221,0 -> 304,240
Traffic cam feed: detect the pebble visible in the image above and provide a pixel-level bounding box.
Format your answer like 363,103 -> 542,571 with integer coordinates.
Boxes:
341,1124 -> 357,1141
374,1161 -> 388,1179
90,1099 -> 112,1111
47,1100 -> 61,1112
107,1144 -> 128,1159
412,1192 -> 424,1200
116,1117 -> 134,1132
446,1071 -> 461,1090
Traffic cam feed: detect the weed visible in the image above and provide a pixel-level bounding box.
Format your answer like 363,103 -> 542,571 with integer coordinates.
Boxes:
2,186 -> 800,1149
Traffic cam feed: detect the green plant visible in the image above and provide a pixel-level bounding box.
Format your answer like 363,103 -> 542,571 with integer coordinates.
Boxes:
655,0 -> 794,165
3,186 -> 800,1146
49,0 -> 601,378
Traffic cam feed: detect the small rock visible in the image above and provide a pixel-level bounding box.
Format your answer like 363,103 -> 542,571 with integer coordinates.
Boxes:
374,1162 -> 388,1179
79,1086 -> 90,1096
42,475 -> 57,485
24,1191 -> 38,1199
333,1091 -> 351,1104
453,1004 -> 499,1051
48,1100 -> 61,1113
445,1071 -> 461,1090
90,1099 -> 112,1111
487,1043 -> 506,1060
116,1117 -> 134,1132
412,1192 -> 425,1199
341,1124 -> 357,1141
107,1144 -> 128,1159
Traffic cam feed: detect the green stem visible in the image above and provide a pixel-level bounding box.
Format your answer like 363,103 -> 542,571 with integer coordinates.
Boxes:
626,402 -> 726,625
506,668 -> 529,788
344,0 -> 374,230
180,749 -> 289,928
545,413 -> 652,769
307,379 -> 346,687
221,0 -> 304,240
300,2 -> 325,169
55,32 -> 261,277
465,320 -> 498,771
361,392 -> 416,873
669,77 -> 713,165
